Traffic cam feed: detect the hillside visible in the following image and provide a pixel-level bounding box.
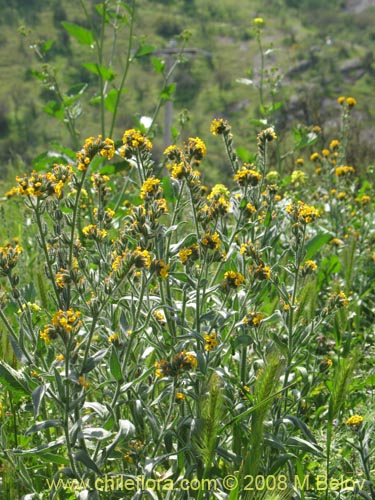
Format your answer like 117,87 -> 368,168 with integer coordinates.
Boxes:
0,0 -> 374,182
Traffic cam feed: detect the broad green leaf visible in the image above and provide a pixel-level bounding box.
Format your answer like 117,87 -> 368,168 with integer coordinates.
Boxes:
304,233 -> 332,260
81,348 -> 108,374
41,39 -> 54,54
73,450 -> 101,474
0,361 -> 30,396
161,82 -> 176,100
32,151 -> 68,171
7,333 -> 28,364
134,44 -> 155,58
161,176 -> 175,202
39,453 -> 70,465
104,88 -> 128,113
104,419 -> 135,455
61,22 -> 94,47
82,62 -> 115,81
152,56 -> 165,74
236,146 -> 256,163
63,83 -> 88,107
80,427 -> 112,440
25,419 -> 63,436
43,100 -> 64,120
109,347 -> 123,382
32,384 -> 47,418
12,437 -> 65,455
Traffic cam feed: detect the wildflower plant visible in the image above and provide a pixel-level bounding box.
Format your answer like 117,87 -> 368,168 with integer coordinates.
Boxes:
0,7 -> 374,500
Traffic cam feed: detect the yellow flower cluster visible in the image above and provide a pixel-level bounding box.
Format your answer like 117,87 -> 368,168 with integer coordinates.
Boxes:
253,263 -> 271,280
140,177 -> 161,200
153,310 -> 166,325
335,165 -> 355,177
204,332 -> 218,351
338,96 -> 357,107
120,129 -> 152,159
201,232 -> 222,251
234,165 -> 262,187
291,170 -> 307,185
7,165 -> 73,199
82,224 -> 108,241
286,201 -> 320,224
243,311 -> 264,327
222,270 -> 245,289
155,350 -> 198,377
210,117 -> 230,136
178,244 -> 199,265
40,308 -> 82,343
185,137 -> 207,162
132,247 -> 151,269
108,333 -> 119,343
345,415 -> 363,427
153,259 -> 170,279
0,242 -> 23,275
77,135 -> 114,171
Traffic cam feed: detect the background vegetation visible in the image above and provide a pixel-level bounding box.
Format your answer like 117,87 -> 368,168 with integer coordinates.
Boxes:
0,0 -> 374,182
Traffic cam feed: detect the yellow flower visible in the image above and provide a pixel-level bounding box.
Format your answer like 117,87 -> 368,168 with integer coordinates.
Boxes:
175,392 -> 186,401
346,97 -> 357,107
204,332 -> 218,351
222,270 -> 245,288
55,354 -> 65,361
253,264 -> 271,280
133,247 -> 151,269
329,139 -> 340,150
346,415 -> 363,427
252,17 -> 265,27
291,170 -> 307,185
243,311 -> 264,327
78,376 -> 89,390
140,177 -> 161,200
335,165 -> 355,177
108,333 -> 119,343
234,165 -> 262,187
210,117 -> 230,135
186,137 -> 207,161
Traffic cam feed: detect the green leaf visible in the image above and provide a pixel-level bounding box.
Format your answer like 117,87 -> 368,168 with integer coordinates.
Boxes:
61,22 -> 94,47
41,39 -> 54,54
161,82 -> 176,100
82,62 -> 115,81
39,453 -> 70,466
81,348 -> 108,374
32,150 -> 68,171
25,419 -> 63,436
0,361 -> 30,396
236,146 -> 256,163
104,419 -> 135,456
134,44 -> 155,58
104,88 -> 128,113
152,56 -> 165,73
161,176 -> 175,202
63,83 -> 88,107
109,347 -> 123,382
7,333 -> 28,364
32,384 -> 47,418
13,437 -> 65,455
304,233 -> 332,260
43,100 -> 64,120
81,427 -> 112,440
73,450 -> 101,474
